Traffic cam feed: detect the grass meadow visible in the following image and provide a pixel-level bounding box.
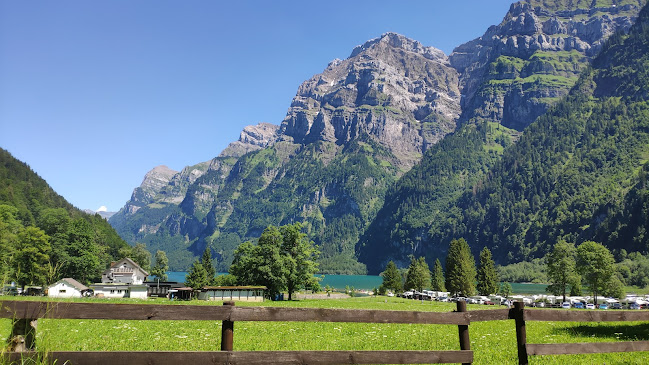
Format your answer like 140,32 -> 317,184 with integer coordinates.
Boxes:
1,296 -> 649,364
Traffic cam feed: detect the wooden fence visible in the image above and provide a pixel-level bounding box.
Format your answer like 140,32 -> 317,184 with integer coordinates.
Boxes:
1,300 -> 648,364
0,300 -> 494,365
511,301 -> 649,364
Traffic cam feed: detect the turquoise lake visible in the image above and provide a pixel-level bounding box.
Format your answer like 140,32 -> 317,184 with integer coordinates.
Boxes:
165,272 -> 548,294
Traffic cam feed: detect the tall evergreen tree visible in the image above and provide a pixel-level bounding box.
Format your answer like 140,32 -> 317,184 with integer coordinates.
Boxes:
576,241 -> 614,305
151,250 -> 169,281
185,259 -> 208,291
546,240 -> 579,302
404,256 -> 431,292
201,247 -> 216,285
477,247 -> 498,295
431,258 -> 446,292
380,260 -> 403,293
445,238 -> 476,297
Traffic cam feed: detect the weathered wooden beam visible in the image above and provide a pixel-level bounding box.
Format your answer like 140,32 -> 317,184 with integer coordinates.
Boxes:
456,301 -> 471,365
221,301 -> 234,351
524,309 -> 649,322
514,302 -> 528,365
526,341 -> 649,355
3,350 -> 474,365
229,306 -> 469,325
0,301 -> 470,325
466,309 -> 511,322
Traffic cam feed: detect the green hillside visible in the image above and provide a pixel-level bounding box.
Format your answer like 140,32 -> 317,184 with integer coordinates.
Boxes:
0,148 -> 130,286
360,2 -> 649,272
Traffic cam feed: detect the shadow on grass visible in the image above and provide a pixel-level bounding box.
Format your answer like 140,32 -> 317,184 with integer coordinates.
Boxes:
553,322 -> 649,341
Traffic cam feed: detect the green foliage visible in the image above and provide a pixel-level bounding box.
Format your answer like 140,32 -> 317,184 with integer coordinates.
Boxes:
380,260 -> 403,293
184,260 -> 209,290
151,250 -> 169,281
201,247 -> 216,284
546,240 -> 579,302
404,256 -> 431,292
13,226 -> 50,288
477,247 -> 498,295
499,282 -> 513,298
280,223 -> 320,300
126,243 -> 152,274
576,241 -> 615,303
497,259 -> 547,283
445,238 -> 476,296
431,259 -> 446,292
213,274 -> 238,286
0,148 -> 129,285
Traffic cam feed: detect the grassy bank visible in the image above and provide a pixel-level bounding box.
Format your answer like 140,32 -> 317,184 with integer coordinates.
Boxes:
1,296 -> 649,364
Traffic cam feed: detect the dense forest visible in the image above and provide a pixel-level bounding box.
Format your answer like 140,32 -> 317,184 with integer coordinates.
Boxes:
361,2 -> 649,273
0,148 -> 130,287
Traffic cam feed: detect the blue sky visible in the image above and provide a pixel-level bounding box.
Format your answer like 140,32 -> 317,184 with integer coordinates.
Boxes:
1,0 -> 515,212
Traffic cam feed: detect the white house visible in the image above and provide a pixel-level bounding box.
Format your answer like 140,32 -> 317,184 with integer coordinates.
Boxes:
91,258 -> 149,299
101,257 -> 149,285
48,278 -> 89,298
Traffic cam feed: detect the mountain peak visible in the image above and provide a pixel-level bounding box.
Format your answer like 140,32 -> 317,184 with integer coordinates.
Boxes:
350,32 -> 446,60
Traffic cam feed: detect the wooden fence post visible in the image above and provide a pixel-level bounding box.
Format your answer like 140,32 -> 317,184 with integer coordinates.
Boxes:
514,301 -> 528,365
456,300 -> 471,365
221,301 -> 234,351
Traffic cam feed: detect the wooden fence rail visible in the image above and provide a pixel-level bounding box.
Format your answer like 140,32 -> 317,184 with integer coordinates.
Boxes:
3,300 -> 649,364
512,301 -> 649,364
0,300 -> 474,365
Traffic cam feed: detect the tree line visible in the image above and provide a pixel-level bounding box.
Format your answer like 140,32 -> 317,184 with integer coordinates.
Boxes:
379,237 -> 628,303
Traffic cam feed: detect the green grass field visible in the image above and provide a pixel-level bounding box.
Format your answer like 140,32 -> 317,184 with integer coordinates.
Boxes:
2,296 -> 649,364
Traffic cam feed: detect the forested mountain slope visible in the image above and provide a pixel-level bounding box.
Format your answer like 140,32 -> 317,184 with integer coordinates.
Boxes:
0,148 -> 129,284
362,1 -> 649,273
359,0 -> 645,273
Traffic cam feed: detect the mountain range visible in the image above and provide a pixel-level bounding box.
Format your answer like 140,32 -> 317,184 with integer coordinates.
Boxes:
109,0 -> 649,273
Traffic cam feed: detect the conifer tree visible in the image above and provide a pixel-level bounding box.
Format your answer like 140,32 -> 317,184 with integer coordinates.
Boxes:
381,260 -> 403,293
445,238 -> 476,297
404,256 -> 431,292
151,250 -> 169,281
477,247 -> 498,295
201,247 -> 216,285
185,259 -> 209,291
431,258 -> 446,292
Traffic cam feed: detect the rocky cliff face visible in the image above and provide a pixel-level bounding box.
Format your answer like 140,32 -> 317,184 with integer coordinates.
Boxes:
450,0 -> 644,130
282,32 -> 460,170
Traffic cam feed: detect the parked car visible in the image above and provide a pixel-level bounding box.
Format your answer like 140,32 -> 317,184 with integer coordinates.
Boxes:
598,303 -> 608,310
561,302 -> 571,309
573,302 -> 584,309
611,303 -> 623,310
483,301 -> 496,305
630,303 -> 641,310
586,303 -> 595,309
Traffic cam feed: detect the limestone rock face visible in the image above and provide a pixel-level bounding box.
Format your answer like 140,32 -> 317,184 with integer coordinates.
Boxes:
450,0 -> 644,130
219,123 -> 280,158
130,165 -> 178,205
281,32 -> 461,170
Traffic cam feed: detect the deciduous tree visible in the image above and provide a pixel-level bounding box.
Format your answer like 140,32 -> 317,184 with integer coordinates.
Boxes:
546,240 -> 579,302
576,241 -> 614,305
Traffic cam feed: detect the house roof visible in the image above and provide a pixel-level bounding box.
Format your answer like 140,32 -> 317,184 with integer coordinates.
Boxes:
102,257 -> 150,277
52,278 -> 89,291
